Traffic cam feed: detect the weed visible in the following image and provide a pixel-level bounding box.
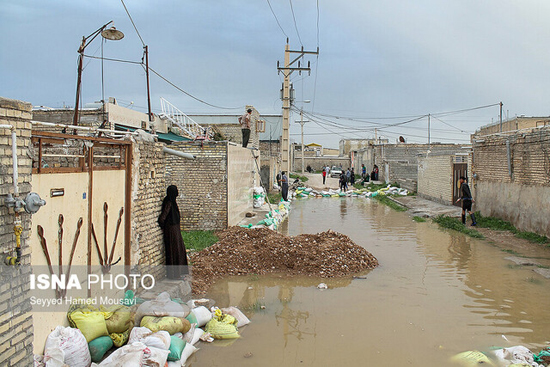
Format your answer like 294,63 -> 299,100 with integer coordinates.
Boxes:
181,230 -> 219,252
412,216 -> 427,222
536,265 -> 550,269
243,300 -> 266,312
526,277 -> 543,285
267,192 -> 282,204
514,231 -> 549,244
289,173 -> 309,182
501,249 -> 520,255
474,212 -> 549,244
432,215 -> 485,239
249,273 -> 259,281
373,195 -> 407,212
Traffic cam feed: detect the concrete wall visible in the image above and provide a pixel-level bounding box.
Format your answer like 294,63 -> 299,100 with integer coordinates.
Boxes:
473,126 -> 550,236
0,97 -> 34,366
291,156 -> 350,172
227,144 -> 255,226
355,143 -> 467,191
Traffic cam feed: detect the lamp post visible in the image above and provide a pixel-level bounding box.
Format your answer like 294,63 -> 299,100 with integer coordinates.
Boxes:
294,100 -> 310,174
73,21 -> 124,126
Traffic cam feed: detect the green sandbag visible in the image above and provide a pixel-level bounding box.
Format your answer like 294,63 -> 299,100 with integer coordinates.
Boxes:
167,336 -> 186,361
185,311 -> 198,325
89,335 -> 113,363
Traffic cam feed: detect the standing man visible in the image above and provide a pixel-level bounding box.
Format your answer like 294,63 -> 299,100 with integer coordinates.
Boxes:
281,171 -> 289,201
350,167 -> 356,185
238,108 -> 252,148
361,164 -> 366,180
322,165 -> 327,185
455,176 -> 477,226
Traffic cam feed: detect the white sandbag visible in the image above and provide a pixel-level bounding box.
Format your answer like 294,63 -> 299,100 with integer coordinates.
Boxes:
134,292 -> 190,326
192,306 -> 213,327
44,326 -> 91,367
182,323 -> 195,343
493,346 -> 539,366
97,342 -> 170,367
128,327 -> 171,350
190,328 -> 204,345
179,343 -> 198,365
221,307 -> 250,328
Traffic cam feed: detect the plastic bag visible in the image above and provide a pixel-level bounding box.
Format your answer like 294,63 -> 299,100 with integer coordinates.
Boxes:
191,306 -> 213,327
44,326 -> 91,367
68,305 -> 109,343
205,309 -> 239,340
134,292 -> 190,326
129,327 -> 171,349
95,342 -> 169,367
141,316 -> 191,335
167,336 -> 186,361
221,307 -> 250,328
89,336 -> 113,363
493,346 -> 538,366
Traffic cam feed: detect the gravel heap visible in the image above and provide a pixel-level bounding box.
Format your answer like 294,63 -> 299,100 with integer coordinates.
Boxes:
190,226 -> 378,294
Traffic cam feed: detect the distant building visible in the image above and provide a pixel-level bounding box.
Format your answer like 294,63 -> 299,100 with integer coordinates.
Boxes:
339,138 -> 389,157
475,116 -> 550,136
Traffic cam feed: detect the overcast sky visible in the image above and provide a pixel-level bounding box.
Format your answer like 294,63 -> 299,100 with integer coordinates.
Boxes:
2,0 -> 550,147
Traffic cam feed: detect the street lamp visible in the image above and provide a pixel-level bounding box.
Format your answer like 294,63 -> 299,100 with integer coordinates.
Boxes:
294,100 -> 310,174
73,21 -> 124,126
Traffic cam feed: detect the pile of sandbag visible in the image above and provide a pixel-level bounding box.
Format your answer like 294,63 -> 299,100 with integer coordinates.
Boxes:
253,186 -> 266,208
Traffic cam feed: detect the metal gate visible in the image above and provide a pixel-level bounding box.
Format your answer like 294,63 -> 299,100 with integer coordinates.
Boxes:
452,162 -> 468,207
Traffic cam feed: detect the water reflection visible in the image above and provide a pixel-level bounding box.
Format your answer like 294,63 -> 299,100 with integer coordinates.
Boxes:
193,198 -> 550,366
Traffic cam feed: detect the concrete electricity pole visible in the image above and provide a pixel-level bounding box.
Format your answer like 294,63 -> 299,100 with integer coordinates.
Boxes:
277,40 -> 318,173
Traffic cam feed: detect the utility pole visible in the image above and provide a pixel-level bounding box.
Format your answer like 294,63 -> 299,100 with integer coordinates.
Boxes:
428,114 -> 431,145
145,45 -> 152,122
295,110 -> 309,174
499,101 -> 503,132
277,40 -> 319,173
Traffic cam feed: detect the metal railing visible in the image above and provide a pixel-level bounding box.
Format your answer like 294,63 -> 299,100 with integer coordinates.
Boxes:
160,97 -> 212,139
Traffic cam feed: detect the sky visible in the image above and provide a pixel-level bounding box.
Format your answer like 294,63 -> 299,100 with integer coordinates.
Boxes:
2,0 -> 550,148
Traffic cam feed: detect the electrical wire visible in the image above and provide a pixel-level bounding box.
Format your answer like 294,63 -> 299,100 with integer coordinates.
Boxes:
430,115 -> 468,133
289,0 -> 303,46
148,66 -> 244,110
82,54 -> 143,65
121,0 -> 145,47
266,0 -> 289,39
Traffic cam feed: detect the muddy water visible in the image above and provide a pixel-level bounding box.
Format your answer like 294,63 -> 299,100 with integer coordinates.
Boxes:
190,198 -> 550,366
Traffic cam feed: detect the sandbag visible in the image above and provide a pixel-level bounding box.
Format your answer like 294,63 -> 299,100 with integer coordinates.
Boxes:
179,343 -> 198,365
68,305 -> 109,343
95,342 -> 169,367
167,336 -> 186,361
89,336 -> 113,363
190,328 -> 204,346
191,306 -> 212,327
109,328 -> 130,348
493,346 -> 537,366
141,316 -> 191,335
205,311 -> 239,340
101,305 -> 133,334
185,311 -> 198,325
182,323 -> 196,344
128,327 -> 171,350
134,292 -> 190,326
44,326 -> 91,367
450,350 -> 494,366
221,307 -> 250,328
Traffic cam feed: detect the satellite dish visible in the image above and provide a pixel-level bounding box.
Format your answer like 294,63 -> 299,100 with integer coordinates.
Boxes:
101,27 -> 124,41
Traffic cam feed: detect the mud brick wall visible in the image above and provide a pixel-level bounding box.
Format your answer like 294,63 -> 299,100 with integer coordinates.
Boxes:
165,141 -> 228,231
472,127 -> 550,236
418,154 -> 452,204
0,97 -> 34,366
131,141 -> 166,279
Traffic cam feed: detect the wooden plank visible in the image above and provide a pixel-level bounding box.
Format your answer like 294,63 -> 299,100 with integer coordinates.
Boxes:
124,144 -> 132,279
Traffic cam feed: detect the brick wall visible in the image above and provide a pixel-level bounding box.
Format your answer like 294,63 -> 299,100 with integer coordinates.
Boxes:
131,141 -> 166,279
165,141 -> 228,230
207,123 -> 259,149
418,154 -> 453,204
0,97 -> 34,366
473,126 -> 550,236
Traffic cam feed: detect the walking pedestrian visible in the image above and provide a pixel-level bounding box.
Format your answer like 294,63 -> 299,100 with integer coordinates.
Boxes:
350,167 -> 356,185
455,176 -> 477,226
322,166 -> 327,185
238,108 -> 252,148
346,168 -> 351,183
371,165 -> 379,181
158,185 -> 188,279
281,171 -> 289,201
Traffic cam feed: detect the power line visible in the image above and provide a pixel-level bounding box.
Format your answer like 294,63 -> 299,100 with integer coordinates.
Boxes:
147,66 -> 244,110
266,0 -> 289,39
288,0 -> 303,46
121,0 -> 145,47
430,115 -> 468,133
82,54 -> 143,65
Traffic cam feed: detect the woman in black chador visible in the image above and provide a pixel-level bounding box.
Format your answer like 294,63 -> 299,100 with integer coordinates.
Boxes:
158,185 -> 188,279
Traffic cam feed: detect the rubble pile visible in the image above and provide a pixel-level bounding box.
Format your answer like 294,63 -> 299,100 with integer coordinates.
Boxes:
190,226 -> 379,294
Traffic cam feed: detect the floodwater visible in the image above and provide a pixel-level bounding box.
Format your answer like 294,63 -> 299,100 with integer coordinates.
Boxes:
190,198 -> 550,366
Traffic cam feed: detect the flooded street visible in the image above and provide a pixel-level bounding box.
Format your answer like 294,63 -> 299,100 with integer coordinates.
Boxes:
191,198 -> 550,366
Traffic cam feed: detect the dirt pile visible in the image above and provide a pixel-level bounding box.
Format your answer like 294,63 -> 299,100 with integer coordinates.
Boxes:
190,226 -> 378,294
